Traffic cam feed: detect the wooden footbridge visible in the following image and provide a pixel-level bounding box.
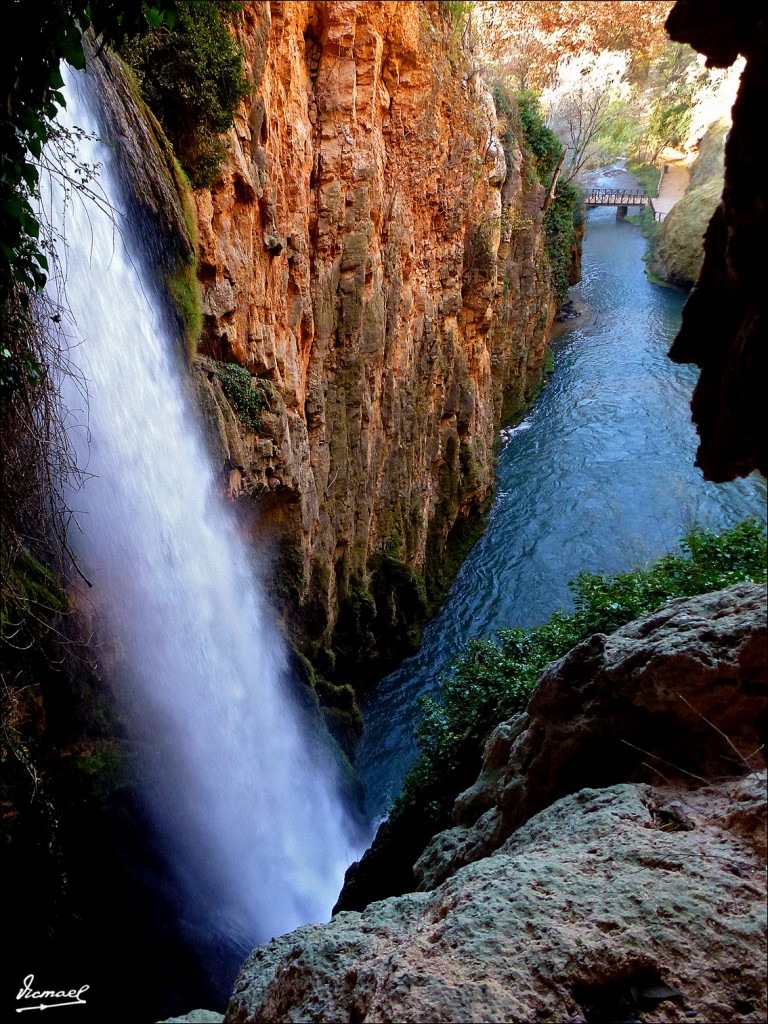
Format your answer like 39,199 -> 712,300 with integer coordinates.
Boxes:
586,188 -> 659,220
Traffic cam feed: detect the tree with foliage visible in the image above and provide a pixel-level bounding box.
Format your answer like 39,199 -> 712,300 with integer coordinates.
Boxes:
633,41 -> 710,161
121,1 -> 249,189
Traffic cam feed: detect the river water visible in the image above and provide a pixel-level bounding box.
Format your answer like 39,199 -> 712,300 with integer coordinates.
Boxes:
358,186 -> 767,820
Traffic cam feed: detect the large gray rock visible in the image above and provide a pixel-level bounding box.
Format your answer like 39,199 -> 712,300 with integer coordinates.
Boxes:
225,584 -> 766,1023
157,1012 -> 224,1023
225,774 -> 767,1023
416,582 -> 766,888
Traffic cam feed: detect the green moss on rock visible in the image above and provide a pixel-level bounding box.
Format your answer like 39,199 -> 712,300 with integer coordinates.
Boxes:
647,176 -> 723,288
211,361 -> 274,432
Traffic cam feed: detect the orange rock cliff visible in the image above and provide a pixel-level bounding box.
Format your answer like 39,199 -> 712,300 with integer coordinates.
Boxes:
191,1 -> 558,725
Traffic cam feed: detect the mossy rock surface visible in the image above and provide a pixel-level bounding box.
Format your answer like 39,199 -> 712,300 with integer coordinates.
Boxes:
646,122 -> 727,289
648,175 -> 723,288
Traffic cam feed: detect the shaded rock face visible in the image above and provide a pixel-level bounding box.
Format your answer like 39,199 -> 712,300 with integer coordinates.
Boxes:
193,1 -> 555,686
666,0 -> 767,481
224,775 -> 767,1024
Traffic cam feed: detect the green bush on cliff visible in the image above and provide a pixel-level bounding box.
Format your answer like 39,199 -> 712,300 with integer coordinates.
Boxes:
121,1 -> 249,188
514,90 -> 562,186
544,181 -> 581,304
493,87 -> 580,305
212,361 -> 273,432
515,89 -> 583,303
399,519 -> 767,822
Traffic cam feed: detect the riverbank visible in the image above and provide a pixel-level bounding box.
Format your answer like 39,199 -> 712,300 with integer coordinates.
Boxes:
646,128 -> 727,288
550,293 -> 592,341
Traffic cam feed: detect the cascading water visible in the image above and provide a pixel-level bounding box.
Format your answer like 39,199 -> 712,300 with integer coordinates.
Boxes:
45,65 -> 361,976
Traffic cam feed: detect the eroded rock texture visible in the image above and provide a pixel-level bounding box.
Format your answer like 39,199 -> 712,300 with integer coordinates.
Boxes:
193,1 -> 556,689
336,582 -> 766,909
666,1 -> 767,481
224,584 -> 767,1024
416,581 -> 767,888
647,124 -> 726,289
225,776 -> 767,1024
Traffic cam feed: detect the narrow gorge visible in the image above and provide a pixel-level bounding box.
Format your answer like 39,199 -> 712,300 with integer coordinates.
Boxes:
1,3 -> 765,1023
188,1 -> 558,729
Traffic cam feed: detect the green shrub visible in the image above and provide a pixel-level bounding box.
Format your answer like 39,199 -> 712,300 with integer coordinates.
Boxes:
514,90 -> 562,186
397,519 -> 767,823
122,1 -> 248,188
493,87 -> 580,305
212,361 -> 273,432
544,180 -> 580,303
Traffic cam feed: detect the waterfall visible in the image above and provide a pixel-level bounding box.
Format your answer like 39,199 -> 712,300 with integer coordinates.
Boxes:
45,66 -> 360,950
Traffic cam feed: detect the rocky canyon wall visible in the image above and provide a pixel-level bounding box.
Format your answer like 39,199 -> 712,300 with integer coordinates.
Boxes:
191,1 -> 556,715
666,0 -> 767,481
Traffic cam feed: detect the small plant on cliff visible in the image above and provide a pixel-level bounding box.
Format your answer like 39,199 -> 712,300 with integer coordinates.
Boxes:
212,361 -> 274,433
544,180 -> 582,303
121,1 -> 249,188
398,518 -> 767,824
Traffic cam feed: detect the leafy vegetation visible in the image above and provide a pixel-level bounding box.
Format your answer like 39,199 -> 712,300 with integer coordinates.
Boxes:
396,519 -> 767,823
1,2 -> 178,398
513,90 -> 562,185
544,180 -> 581,303
492,86 -> 581,305
631,41 -> 709,163
213,361 -> 274,432
121,1 -> 249,188
439,1 -> 474,27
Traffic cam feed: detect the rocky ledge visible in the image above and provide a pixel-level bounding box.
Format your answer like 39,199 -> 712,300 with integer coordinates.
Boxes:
224,583 -> 767,1023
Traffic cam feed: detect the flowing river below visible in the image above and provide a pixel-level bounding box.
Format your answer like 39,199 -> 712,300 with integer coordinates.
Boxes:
358,174 -> 767,820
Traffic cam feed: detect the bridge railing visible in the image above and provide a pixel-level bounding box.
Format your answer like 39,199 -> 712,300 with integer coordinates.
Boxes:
585,188 -> 658,206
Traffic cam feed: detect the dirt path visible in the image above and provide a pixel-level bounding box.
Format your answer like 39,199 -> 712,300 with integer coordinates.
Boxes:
653,148 -> 691,220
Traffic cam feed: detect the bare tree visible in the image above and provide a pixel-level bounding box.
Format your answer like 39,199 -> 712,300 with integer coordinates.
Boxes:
543,50 -> 632,183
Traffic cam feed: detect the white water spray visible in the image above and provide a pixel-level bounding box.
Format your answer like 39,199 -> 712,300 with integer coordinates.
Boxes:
47,67 -> 360,946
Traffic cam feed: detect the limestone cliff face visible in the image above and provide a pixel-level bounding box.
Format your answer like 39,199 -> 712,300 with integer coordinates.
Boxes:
192,1 -> 556,690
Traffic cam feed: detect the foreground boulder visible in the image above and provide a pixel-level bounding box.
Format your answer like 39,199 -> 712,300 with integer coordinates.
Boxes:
225,583 -> 766,1022
225,774 -> 766,1023
417,581 -> 766,887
